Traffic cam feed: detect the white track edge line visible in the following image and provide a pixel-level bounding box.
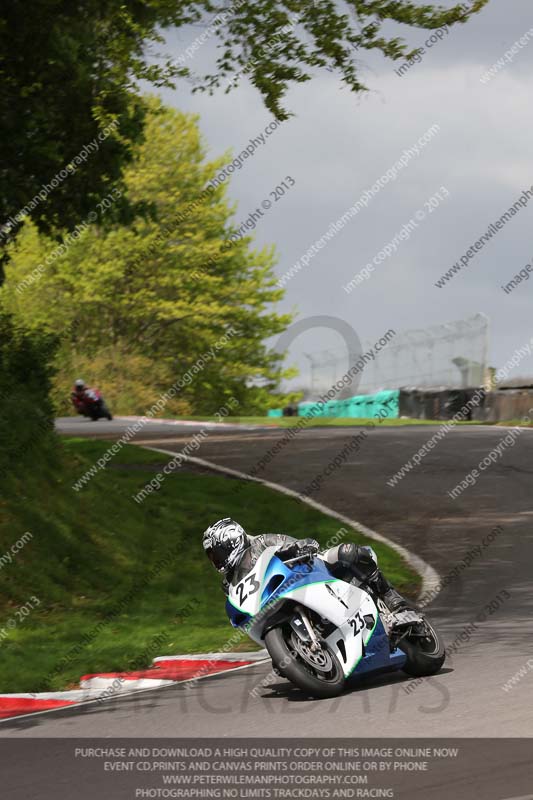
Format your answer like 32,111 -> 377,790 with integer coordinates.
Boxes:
142,446 -> 441,604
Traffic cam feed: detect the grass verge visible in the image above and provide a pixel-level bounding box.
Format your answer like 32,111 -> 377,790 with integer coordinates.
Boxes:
169,415 -> 486,427
0,438 -> 420,693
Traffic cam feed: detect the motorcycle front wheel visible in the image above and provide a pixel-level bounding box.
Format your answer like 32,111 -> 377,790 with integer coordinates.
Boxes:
264,626 -> 345,699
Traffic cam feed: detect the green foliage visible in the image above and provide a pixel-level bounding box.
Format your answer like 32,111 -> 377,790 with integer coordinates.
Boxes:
195,0 -> 489,118
0,312 -> 59,479
0,0 -> 488,280
0,2 -> 158,275
1,100 -> 292,415
51,343 -> 193,417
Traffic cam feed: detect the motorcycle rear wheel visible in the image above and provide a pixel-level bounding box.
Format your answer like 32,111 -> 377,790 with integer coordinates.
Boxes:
265,626 -> 345,699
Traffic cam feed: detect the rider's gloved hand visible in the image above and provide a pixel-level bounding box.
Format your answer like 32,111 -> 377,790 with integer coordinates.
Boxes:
277,538 -> 320,561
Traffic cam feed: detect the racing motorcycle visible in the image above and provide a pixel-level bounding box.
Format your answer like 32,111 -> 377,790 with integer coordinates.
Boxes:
226,546 -> 445,698
73,388 -> 113,421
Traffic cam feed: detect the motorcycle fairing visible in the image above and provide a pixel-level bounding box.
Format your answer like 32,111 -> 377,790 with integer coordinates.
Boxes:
226,547 -> 401,677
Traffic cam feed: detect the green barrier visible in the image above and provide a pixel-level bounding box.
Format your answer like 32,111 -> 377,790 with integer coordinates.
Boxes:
350,396 -> 364,417
363,395 -> 375,418
296,389 -> 400,420
375,389 -> 400,421
267,408 -> 283,418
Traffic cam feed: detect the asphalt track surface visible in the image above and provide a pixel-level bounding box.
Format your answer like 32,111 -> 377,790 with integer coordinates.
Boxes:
3,418 -> 533,762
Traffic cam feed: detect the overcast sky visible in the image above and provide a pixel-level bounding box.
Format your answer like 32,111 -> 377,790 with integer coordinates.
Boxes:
155,0 -> 533,390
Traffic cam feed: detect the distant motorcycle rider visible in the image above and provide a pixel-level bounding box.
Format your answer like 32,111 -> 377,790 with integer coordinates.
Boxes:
202,518 -> 410,612
70,378 -> 89,413
70,378 -> 112,421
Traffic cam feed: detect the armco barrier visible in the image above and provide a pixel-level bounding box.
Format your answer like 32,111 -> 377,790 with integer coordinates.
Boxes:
398,388 -> 533,421
474,388 -> 533,422
397,389 -> 481,420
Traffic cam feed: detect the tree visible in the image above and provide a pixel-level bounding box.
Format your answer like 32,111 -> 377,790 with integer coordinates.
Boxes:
0,1 -> 488,282
1,99 -> 293,414
0,1 -> 202,282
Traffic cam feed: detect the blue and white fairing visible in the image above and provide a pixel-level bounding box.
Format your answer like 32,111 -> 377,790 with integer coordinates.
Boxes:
225,546 -> 406,678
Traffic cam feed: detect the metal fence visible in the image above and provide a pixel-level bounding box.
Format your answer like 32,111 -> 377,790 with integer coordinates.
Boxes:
306,313 -> 489,397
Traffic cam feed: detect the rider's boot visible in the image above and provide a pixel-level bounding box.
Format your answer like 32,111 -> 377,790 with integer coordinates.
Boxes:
367,570 -> 410,612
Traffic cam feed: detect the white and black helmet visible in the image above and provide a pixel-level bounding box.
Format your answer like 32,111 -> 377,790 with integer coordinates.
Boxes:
203,518 -> 249,573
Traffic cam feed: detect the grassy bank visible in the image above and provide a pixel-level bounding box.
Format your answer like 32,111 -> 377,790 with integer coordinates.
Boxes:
0,439 -> 420,693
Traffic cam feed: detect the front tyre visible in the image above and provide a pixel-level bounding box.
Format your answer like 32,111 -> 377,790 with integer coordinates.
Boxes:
265,626 -> 345,699
398,617 -> 446,677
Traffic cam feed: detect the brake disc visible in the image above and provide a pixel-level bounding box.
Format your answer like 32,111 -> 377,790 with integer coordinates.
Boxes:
290,632 -> 333,672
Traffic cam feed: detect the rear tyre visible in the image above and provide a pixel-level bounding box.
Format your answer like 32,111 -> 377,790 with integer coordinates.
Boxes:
265,626 -> 345,699
399,617 -> 446,677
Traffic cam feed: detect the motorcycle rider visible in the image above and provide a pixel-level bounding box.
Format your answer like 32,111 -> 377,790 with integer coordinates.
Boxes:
70,378 -> 89,414
202,518 -> 410,612
70,378 -> 112,420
